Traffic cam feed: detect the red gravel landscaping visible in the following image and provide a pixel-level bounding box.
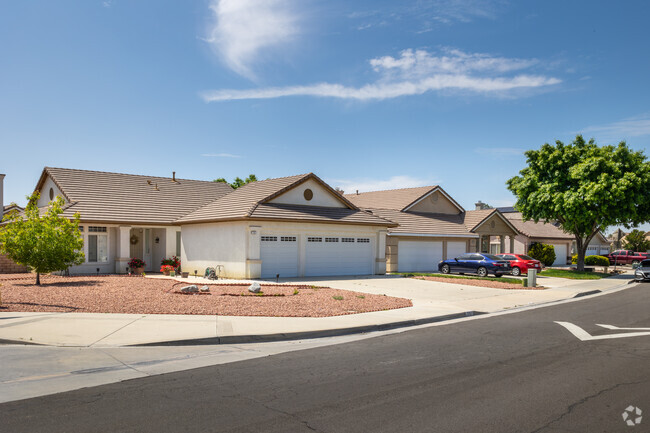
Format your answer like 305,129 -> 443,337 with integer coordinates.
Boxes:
0,274 -> 412,317
412,276 -> 546,290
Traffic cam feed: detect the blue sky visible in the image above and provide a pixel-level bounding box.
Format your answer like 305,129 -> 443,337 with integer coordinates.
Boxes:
2,0 -> 650,232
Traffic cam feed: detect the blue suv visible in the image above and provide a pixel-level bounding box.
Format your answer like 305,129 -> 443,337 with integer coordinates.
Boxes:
438,253 -> 511,277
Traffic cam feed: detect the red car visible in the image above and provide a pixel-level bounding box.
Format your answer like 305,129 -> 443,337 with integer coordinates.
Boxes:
496,254 -> 543,276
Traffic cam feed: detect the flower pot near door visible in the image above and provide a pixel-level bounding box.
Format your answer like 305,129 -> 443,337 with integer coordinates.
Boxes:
134,267 -> 144,275
128,258 -> 146,276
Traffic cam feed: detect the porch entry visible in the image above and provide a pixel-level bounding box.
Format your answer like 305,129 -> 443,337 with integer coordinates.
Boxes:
129,228 -> 154,272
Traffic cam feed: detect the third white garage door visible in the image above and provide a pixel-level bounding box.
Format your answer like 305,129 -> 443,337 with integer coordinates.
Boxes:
398,240 -> 443,272
551,244 -> 568,266
446,241 -> 467,260
305,236 -> 373,276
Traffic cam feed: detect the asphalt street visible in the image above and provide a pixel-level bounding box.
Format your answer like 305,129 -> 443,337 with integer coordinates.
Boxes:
1,283 -> 648,433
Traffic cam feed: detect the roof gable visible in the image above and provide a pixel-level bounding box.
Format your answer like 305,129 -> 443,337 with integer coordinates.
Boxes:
465,209 -> 519,235
345,186 -> 436,211
402,186 -> 464,214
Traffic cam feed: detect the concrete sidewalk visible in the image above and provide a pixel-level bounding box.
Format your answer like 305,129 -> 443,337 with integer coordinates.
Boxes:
0,273 -> 634,347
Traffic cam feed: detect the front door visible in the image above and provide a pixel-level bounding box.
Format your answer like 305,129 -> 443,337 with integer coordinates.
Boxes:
143,228 -> 153,272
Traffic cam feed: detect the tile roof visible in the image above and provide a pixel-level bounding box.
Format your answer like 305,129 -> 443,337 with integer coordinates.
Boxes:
39,167 -> 233,225
503,211 -> 574,240
344,186 -> 439,211
371,209 -> 474,236
177,173 -> 395,227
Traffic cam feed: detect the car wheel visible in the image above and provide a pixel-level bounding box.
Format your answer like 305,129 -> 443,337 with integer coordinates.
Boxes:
477,267 -> 488,277
511,267 -> 521,276
441,264 -> 450,274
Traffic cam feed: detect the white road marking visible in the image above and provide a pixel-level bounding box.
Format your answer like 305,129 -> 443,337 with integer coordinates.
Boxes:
555,321 -> 650,341
596,324 -> 650,331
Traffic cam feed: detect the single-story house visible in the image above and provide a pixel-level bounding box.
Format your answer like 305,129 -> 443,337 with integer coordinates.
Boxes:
19,168 -> 395,278
344,186 -> 520,273
496,207 -> 610,265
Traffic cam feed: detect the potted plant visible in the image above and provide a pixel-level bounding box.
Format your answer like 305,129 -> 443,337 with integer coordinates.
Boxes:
160,264 -> 174,276
128,258 -> 146,275
161,256 -> 181,273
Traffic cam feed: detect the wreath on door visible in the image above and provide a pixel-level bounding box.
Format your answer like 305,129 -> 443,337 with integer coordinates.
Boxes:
130,234 -> 139,245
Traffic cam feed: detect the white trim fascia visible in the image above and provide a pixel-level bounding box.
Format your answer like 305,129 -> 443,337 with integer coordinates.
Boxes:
402,186 -> 465,213
388,232 -> 479,238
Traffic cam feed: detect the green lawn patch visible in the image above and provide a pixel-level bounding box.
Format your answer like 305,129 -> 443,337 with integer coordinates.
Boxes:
395,272 -> 526,285
539,269 -> 610,279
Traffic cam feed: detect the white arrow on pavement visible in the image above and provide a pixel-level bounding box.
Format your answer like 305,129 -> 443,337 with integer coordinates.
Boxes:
596,324 -> 650,331
555,321 -> 650,341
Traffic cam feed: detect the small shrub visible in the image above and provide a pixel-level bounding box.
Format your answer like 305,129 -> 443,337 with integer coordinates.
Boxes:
571,254 -> 610,266
528,243 -> 556,267
356,295 -> 365,299
332,295 -> 344,301
293,288 -> 299,295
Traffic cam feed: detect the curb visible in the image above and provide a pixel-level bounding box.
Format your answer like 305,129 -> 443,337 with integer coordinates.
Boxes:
133,310 -> 487,346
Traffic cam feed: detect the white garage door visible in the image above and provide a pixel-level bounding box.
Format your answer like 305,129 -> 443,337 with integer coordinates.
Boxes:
447,241 -> 467,260
398,241 -> 443,272
305,236 -> 373,276
551,244 -> 568,266
261,235 -> 299,278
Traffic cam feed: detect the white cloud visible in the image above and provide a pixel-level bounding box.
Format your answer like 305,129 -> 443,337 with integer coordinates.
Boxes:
201,48 -> 560,102
201,153 -> 241,158
327,176 -> 438,194
205,0 -> 299,80
582,114 -> 650,141
102,1 -> 113,8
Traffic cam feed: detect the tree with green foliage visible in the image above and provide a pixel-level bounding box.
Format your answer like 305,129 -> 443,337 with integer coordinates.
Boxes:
528,243 -> 556,267
214,174 -> 258,189
507,135 -> 650,271
0,193 -> 85,285
623,229 -> 650,252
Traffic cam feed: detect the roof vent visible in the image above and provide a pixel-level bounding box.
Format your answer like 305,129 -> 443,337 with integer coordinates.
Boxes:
154,183 -> 159,191
356,190 -> 359,195
147,180 -> 152,185
172,171 -> 176,182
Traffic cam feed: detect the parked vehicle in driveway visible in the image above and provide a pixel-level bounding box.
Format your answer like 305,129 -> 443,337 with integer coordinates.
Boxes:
606,250 -> 645,266
496,254 -> 542,276
634,259 -> 650,282
438,253 -> 511,277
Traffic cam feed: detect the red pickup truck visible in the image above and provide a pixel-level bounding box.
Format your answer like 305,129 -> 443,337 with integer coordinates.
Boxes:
606,250 -> 646,265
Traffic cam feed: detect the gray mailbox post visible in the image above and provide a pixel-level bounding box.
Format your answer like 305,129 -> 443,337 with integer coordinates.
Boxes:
527,268 -> 537,287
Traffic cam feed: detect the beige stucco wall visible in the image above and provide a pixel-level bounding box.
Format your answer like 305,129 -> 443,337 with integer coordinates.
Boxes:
268,179 -> 346,208
37,176 -> 66,207
407,191 -> 461,214
385,235 -> 474,273
472,214 -> 518,236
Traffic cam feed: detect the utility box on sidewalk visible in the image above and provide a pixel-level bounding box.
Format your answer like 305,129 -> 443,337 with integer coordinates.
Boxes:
527,269 -> 537,287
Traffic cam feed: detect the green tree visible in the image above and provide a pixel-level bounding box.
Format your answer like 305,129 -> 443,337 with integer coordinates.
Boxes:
528,243 -> 556,267
0,193 -> 85,285
214,174 -> 257,189
623,229 -> 650,252
507,135 -> 650,271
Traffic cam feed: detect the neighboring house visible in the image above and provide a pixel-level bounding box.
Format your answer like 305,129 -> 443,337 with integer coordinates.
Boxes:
344,187 -> 519,273
0,173 -> 29,273
23,168 -> 395,278
496,207 -> 609,265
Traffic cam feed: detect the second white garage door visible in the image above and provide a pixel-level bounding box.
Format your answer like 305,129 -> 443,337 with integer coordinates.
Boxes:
305,236 -> 373,276
551,244 -> 568,266
398,241 -> 443,272
261,236 -> 299,278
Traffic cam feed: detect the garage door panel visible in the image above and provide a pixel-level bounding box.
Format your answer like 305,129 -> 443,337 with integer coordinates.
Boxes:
398,241 -> 443,272
261,236 -> 298,278
447,241 -> 467,260
305,237 -> 373,276
551,244 -> 567,266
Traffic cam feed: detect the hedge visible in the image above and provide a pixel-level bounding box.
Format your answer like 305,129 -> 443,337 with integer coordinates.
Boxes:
528,243 -> 556,267
571,254 -> 610,266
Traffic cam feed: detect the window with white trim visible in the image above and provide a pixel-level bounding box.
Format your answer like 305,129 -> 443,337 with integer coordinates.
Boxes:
281,236 -> 296,242
261,236 -> 277,242
341,237 -> 354,243
88,226 -> 107,233
325,237 -> 338,242
79,226 -> 84,232
308,237 -> 322,242
357,238 -> 370,243
176,232 -> 181,256
88,233 -> 108,263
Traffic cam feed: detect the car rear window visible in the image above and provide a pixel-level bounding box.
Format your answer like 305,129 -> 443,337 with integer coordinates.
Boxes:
482,254 -> 501,260
519,255 -> 535,260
